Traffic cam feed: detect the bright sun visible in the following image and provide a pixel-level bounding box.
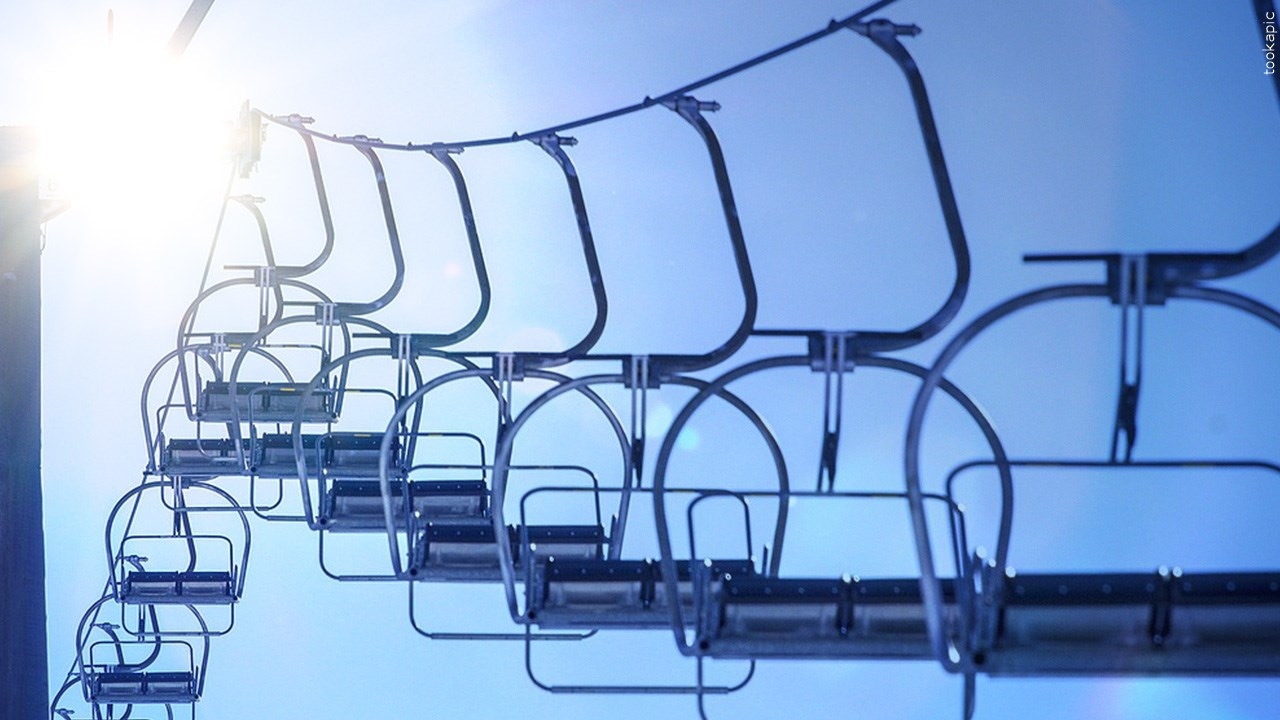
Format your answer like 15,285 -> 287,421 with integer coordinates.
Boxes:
37,31 -> 240,238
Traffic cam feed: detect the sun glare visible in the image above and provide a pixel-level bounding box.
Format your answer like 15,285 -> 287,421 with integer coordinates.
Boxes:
38,37 -> 238,239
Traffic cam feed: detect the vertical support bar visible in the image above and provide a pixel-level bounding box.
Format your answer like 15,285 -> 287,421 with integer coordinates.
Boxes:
0,126 -> 48,719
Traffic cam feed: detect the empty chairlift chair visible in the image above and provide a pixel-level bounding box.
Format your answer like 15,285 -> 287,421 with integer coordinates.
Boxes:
82,635 -> 206,708
318,433 -> 417,531
253,432 -> 322,478
195,380 -> 337,424
977,567 -> 1280,675
409,521 -> 606,583
88,670 -> 199,704
696,574 -> 961,659
107,480 -> 251,620
161,437 -> 253,478
530,558 -> 754,629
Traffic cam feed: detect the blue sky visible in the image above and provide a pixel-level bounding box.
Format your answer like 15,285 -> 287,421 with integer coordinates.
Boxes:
6,1 -> 1280,718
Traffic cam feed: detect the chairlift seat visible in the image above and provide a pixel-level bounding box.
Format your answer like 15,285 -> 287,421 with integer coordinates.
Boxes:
253,433 -> 321,478
411,480 -> 488,519
524,524 -> 606,563
322,480 -> 408,532
162,438 -> 250,477
409,522 -> 518,582
983,570 -> 1280,676
701,576 -> 959,659
322,480 -> 467,531
89,670 -> 197,703
196,381 -> 335,423
121,570 -> 236,605
531,559 -> 654,628
323,432 -> 399,478
530,558 -> 754,629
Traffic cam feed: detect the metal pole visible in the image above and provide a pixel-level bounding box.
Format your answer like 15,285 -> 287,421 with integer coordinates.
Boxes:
0,126 -> 48,719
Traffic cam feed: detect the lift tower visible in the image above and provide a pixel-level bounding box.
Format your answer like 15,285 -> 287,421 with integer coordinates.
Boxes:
0,126 -> 48,719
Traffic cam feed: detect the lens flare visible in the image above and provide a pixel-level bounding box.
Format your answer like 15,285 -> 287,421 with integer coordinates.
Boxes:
37,39 -> 237,242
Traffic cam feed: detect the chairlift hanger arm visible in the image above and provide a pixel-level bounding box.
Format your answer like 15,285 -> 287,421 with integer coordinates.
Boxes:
751,20 -> 970,356
851,20 -> 971,353
523,134 -> 608,367
424,150 -> 492,346
327,143 -> 406,318
647,97 -> 758,378
274,126 -> 336,278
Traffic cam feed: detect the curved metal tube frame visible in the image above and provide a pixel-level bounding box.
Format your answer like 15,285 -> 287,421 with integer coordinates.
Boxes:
854,22 -> 970,350
655,354 -> 1008,680
414,149 -> 492,346
172,275 -> 341,422
522,135 -> 609,366
329,143 -> 406,316
523,626 -> 755,698
647,98 -> 757,377
75,600 -> 212,704
102,480 -> 252,605
140,346 -> 223,472
274,127 -> 335,278
286,345 -> 427,529
377,367 -> 626,577
904,280 -> 1280,674
514,484 -> 758,697
492,371 -> 791,626
223,312 -> 377,469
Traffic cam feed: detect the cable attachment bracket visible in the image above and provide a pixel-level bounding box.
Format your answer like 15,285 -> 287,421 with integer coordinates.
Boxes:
628,355 -> 651,489
427,143 -> 464,158
314,301 -> 338,363
494,353 -> 524,442
660,95 -> 721,124
815,332 -> 853,492
394,334 -> 413,409
845,18 -> 923,39
279,113 -> 316,126
1110,254 -> 1146,463
253,264 -> 277,329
